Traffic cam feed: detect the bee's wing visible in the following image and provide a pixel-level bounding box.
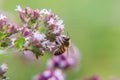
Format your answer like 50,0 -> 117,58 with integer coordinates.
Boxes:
69,45 -> 75,54
66,47 -> 69,57
66,45 -> 74,58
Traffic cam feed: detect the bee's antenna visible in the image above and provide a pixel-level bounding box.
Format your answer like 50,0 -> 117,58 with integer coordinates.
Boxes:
64,29 -> 69,37
67,32 -> 70,37
66,32 -> 70,37
67,32 -> 68,36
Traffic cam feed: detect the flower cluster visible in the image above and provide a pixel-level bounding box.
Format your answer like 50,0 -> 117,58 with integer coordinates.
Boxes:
0,63 -> 8,79
0,14 -> 18,48
0,5 -> 67,58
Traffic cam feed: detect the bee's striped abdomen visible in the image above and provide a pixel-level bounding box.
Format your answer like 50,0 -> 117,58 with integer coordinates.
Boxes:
54,46 -> 66,56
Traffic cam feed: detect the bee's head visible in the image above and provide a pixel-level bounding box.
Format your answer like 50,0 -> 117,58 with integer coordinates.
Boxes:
63,36 -> 70,47
62,32 -> 70,42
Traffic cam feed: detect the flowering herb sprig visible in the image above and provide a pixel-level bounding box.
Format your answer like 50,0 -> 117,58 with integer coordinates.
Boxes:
0,5 -> 67,59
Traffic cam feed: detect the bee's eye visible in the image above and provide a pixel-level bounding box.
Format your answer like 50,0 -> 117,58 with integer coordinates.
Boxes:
63,37 -> 70,41
66,38 -> 70,41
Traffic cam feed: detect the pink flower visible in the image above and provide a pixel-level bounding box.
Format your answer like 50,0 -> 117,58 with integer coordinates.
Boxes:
40,9 -> 51,15
6,24 -> 18,34
33,31 -> 46,42
0,14 -> 7,29
33,68 -> 65,80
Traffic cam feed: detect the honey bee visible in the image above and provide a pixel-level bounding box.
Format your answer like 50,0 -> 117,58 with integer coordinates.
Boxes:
54,35 -> 70,56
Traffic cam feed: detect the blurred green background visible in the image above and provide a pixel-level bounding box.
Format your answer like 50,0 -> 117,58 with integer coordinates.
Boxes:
0,0 -> 120,80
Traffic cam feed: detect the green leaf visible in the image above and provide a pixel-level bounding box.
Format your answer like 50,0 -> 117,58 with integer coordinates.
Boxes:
15,37 -> 25,49
0,32 -> 6,40
2,25 -> 7,30
30,46 -> 41,59
38,27 -> 45,33
38,21 -> 46,33
30,18 -> 36,24
0,42 -> 8,47
17,32 -> 21,37
31,46 -> 39,55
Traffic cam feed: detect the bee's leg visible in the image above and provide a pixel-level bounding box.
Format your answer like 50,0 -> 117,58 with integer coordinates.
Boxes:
53,46 -> 59,55
59,37 -> 64,45
56,37 -> 62,45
